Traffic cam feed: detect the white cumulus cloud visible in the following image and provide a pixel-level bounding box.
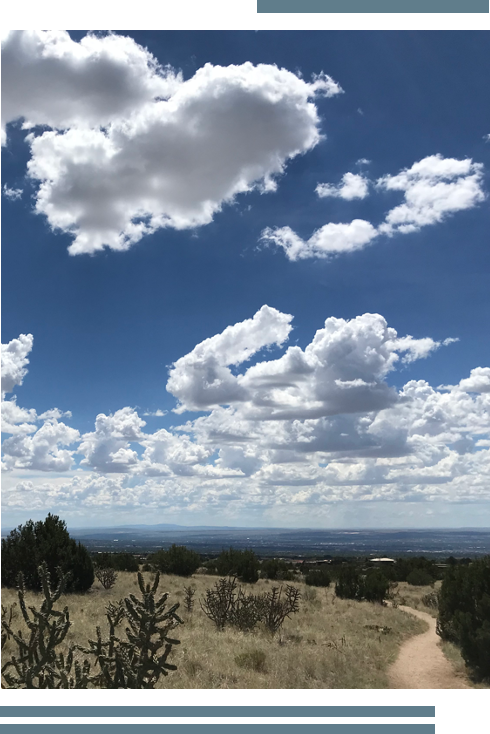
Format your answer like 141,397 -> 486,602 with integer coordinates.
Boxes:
377,154 -> 485,235
3,31 -> 343,256
1,30 -> 181,141
167,304 -> 293,412
261,220 -> 378,261
78,407 -> 146,473
316,172 -> 369,200
264,154 -> 485,262
2,419 -> 80,472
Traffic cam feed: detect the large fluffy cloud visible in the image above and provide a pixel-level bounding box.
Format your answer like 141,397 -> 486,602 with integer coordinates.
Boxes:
78,407 -> 146,473
167,304 -> 293,412
168,307 -> 453,421
1,30 -> 181,140
4,34 -> 342,255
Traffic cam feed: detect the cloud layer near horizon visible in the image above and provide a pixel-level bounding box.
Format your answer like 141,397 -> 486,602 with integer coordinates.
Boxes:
3,309 -> 490,520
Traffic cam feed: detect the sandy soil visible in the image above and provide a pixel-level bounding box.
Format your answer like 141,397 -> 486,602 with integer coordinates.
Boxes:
389,605 -> 469,689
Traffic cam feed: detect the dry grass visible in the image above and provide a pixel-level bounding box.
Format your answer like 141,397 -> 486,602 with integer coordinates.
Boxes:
2,572 -> 425,689
394,581 -> 441,617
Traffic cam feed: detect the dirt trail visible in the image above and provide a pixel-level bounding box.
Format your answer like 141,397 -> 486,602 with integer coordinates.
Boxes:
389,606 -> 469,689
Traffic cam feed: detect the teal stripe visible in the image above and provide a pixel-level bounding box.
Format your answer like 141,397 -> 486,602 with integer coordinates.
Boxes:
0,706 -> 435,718
0,726 -> 436,734
257,0 -> 488,11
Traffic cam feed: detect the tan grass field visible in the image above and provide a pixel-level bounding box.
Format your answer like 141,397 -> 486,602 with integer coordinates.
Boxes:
2,570 -> 427,688
394,581 -> 441,617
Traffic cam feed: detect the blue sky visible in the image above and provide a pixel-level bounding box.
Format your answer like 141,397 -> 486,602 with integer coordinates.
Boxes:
2,30 -> 490,528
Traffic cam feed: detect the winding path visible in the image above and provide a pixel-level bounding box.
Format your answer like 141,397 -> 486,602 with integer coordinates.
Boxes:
389,606 -> 469,689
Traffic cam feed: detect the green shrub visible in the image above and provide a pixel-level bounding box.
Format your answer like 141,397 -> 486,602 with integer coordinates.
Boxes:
94,553 -> 139,573
393,557 -> 438,583
437,557 -> 490,681
362,570 -> 393,603
406,569 -> 434,586
150,544 -> 201,577
261,558 -> 293,581
216,548 -> 259,583
335,566 -> 363,600
1,514 -> 94,593
305,567 -> 331,587
335,565 -> 392,604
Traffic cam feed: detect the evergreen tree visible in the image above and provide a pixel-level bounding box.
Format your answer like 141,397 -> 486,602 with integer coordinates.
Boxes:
1,514 -> 94,593
437,557 -> 490,681
151,545 -> 201,577
216,547 -> 259,583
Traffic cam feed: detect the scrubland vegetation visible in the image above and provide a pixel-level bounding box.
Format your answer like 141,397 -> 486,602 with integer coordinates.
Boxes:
2,568 -> 424,689
2,515 -> 489,688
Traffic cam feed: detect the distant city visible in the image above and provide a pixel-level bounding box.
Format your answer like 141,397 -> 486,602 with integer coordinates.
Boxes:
3,524 -> 486,558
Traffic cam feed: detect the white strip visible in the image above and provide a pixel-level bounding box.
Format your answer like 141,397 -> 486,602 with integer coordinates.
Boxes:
0,717 -> 435,725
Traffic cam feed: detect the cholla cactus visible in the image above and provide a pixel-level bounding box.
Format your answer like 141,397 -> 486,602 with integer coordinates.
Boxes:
200,576 -> 238,630
1,562 -> 90,688
262,585 -> 301,636
228,588 -> 264,632
79,571 -> 183,688
183,586 -> 196,613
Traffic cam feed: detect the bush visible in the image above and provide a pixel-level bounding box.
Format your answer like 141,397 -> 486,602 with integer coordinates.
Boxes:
422,591 -> 438,610
393,557 -> 438,583
406,569 -> 434,586
362,570 -> 393,604
1,514 -> 94,593
335,566 -> 363,600
216,548 -> 259,583
95,567 -> 118,590
335,565 -> 392,604
150,545 -> 201,577
199,578 -> 301,635
437,557 -> 490,681
94,553 -> 139,573
261,558 -> 293,581
305,567 -> 331,587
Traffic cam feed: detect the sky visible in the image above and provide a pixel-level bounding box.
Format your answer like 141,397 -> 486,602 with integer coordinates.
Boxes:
1,30 -> 490,529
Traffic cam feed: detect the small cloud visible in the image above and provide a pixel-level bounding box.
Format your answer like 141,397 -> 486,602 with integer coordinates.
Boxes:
3,184 -> 23,201
38,408 -> 73,421
316,172 -> 369,201
356,158 -> 371,167
142,409 -> 167,417
357,108 -> 364,116
484,134 -> 490,143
